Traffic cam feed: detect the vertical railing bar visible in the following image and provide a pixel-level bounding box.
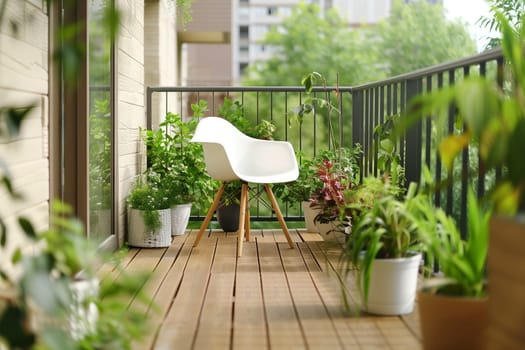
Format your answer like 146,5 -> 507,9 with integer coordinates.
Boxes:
435,72 -> 444,207
373,86 -> 379,177
446,69 -> 455,216
425,76 -> 432,169
399,82 -> 406,168
478,62 -> 487,198
460,65 -> 471,236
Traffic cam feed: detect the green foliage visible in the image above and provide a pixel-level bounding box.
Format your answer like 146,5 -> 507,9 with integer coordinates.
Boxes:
1,201 -> 151,350
402,13 -> 525,214
127,172 -> 170,231
176,0 -> 194,29
373,114 -> 406,189
143,110 -> 217,212
243,3 -> 382,86
309,147 -> 362,224
416,187 -> 491,297
342,183 -> 424,305
478,0 -> 524,48
89,98 -> 112,210
375,0 -> 477,76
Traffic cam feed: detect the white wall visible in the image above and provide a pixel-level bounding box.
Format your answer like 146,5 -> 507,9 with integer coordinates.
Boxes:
0,1 -> 50,272
116,0 -> 146,246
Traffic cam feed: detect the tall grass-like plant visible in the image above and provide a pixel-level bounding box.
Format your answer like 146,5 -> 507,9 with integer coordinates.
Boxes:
416,187 -> 491,297
342,183 -> 423,306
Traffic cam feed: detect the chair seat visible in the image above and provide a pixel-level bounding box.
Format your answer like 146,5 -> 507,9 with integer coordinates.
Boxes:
191,116 -> 299,184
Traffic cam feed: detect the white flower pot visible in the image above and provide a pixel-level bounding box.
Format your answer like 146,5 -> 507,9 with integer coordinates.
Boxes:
69,278 -> 99,340
128,208 -> 171,247
362,253 -> 421,315
302,201 -> 319,233
171,203 -> 192,236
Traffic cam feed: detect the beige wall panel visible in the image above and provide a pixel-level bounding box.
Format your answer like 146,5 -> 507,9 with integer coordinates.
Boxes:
116,0 -> 145,246
184,0 -> 231,32
186,43 -> 232,85
0,1 -> 50,271
118,75 -> 145,106
0,33 -> 48,94
118,26 -> 145,65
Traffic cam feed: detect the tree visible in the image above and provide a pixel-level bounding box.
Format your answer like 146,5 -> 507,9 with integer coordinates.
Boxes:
374,0 -> 477,77
478,0 -> 525,49
243,3 -> 383,87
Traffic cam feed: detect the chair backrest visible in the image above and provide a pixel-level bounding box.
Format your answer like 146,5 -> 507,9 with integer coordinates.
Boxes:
192,116 -> 298,184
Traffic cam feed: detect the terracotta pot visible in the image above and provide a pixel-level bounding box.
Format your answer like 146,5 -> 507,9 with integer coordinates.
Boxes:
418,291 -> 488,350
486,215 -> 525,350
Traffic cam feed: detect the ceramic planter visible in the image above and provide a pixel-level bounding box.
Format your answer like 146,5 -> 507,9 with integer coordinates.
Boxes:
217,202 -> 240,232
487,215 -> 525,350
171,203 -> 192,236
69,278 -> 100,340
302,201 -> 319,233
362,253 -> 421,315
128,208 -> 171,247
418,291 -> 488,350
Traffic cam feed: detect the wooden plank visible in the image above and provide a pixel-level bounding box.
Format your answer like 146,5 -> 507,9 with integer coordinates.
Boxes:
375,317 -> 422,350
192,235 -> 237,349
233,238 -> 268,349
153,232 -> 217,350
257,235 -> 306,349
304,239 -> 422,350
133,233 -> 195,350
278,240 -> 343,349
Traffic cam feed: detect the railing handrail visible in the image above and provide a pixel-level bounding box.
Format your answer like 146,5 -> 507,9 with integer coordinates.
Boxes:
147,86 -> 354,93
352,47 -> 503,91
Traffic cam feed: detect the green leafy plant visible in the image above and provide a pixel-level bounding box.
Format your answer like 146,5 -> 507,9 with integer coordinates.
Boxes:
342,183 -> 424,304
416,186 -> 491,297
1,201 -> 151,350
127,172 -> 171,231
373,114 -> 406,189
143,110 -> 217,212
402,12 -> 525,215
309,147 -> 362,225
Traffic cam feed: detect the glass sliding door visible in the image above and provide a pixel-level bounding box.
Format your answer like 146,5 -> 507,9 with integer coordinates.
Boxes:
88,0 -> 113,242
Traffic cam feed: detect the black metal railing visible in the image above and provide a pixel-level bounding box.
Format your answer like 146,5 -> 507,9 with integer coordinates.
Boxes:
146,48 -> 505,228
352,48 -> 504,233
145,85 -> 354,223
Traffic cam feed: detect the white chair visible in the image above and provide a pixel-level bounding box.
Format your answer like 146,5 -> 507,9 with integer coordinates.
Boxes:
191,116 -> 299,256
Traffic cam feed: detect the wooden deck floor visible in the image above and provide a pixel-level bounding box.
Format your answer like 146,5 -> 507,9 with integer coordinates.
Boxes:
104,229 -> 422,350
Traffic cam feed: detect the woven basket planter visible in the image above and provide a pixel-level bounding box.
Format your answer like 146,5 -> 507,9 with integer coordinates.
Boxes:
128,208 -> 171,248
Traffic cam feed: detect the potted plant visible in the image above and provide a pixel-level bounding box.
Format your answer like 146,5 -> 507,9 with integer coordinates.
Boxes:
309,147 -> 362,240
143,110 -> 217,236
1,200 -> 151,349
401,12 -> 525,348
127,171 -> 172,247
414,186 -> 491,350
341,182 -> 424,315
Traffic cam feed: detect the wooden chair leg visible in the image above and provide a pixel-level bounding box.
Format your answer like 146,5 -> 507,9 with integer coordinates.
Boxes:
265,184 -> 295,249
245,186 -> 250,242
237,182 -> 249,257
194,183 -> 225,248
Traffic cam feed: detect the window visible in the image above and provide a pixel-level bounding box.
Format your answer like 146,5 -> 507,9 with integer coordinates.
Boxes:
239,26 -> 249,39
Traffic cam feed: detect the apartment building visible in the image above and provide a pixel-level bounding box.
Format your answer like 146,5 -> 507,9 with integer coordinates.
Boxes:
184,0 -> 441,86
